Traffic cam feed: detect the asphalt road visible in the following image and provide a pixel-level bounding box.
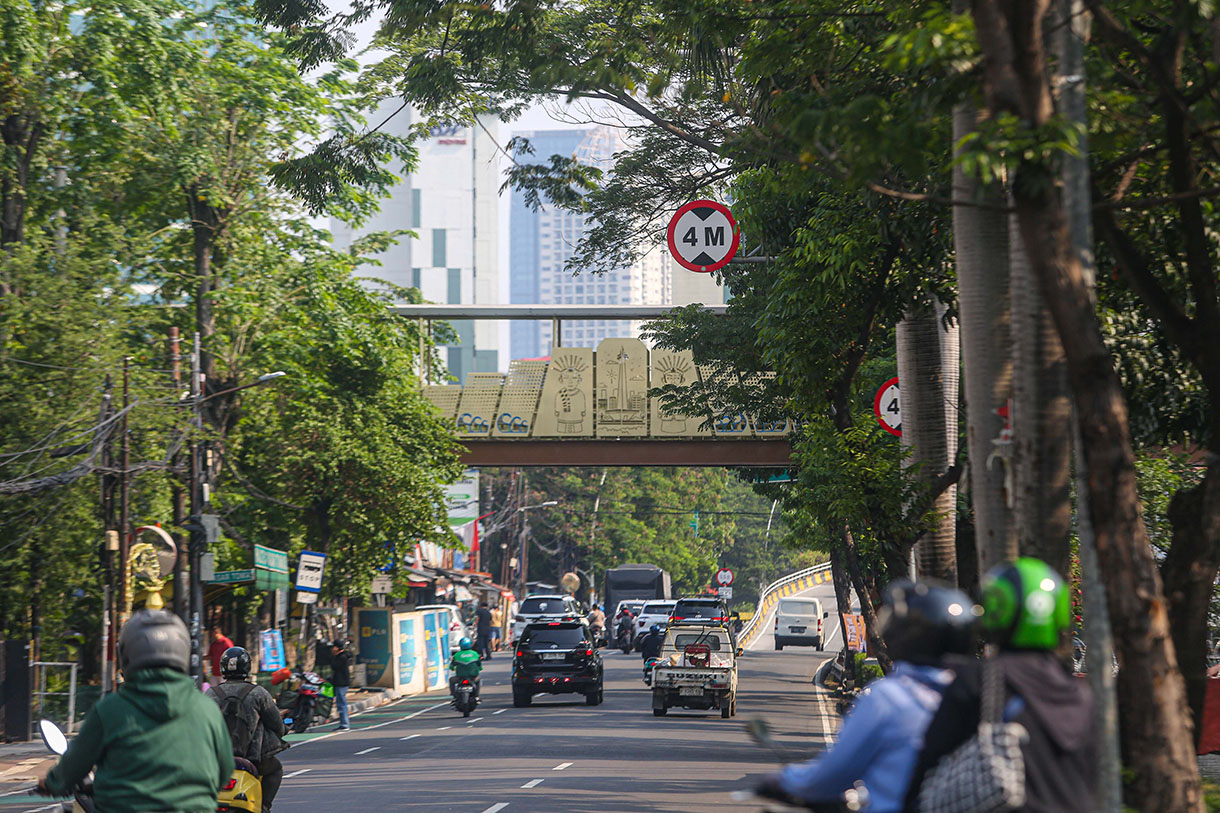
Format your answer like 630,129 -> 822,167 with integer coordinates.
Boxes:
1,585 -> 842,813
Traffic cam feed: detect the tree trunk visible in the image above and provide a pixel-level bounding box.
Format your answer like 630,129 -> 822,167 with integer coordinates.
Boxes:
829,545 -> 855,684
951,71 -> 1015,574
896,300 -> 958,583
1009,212 -> 1073,576
1164,480 -> 1220,745
843,524 -> 892,673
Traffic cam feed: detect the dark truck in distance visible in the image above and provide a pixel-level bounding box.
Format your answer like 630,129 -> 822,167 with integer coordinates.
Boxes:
603,564 -> 672,617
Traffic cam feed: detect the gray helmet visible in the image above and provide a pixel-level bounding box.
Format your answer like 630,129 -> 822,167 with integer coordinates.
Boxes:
118,610 -> 190,675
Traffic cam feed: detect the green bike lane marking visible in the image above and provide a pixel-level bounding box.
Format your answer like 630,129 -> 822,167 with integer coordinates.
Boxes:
283,698 -> 450,743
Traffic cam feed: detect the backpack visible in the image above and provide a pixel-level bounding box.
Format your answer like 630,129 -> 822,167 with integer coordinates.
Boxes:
218,682 -> 258,758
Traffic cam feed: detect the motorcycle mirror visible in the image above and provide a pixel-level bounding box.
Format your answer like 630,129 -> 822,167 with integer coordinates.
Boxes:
38,719 -> 68,755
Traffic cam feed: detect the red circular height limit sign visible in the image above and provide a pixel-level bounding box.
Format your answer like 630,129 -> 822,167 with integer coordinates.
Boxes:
874,377 -> 901,437
667,200 -> 740,273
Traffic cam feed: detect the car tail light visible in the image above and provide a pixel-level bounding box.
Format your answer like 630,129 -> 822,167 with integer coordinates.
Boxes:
583,648 -> 593,657
222,779 -> 237,791
516,650 -> 524,658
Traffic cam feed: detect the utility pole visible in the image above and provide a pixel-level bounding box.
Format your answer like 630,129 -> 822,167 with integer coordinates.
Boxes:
188,332 -> 205,685
100,376 -> 115,692
118,357 -> 130,628
168,328 -> 187,622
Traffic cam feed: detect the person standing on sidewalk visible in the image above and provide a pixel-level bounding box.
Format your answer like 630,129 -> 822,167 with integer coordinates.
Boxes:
489,604 -> 504,652
208,626 -> 234,680
475,602 -> 493,660
330,640 -> 352,731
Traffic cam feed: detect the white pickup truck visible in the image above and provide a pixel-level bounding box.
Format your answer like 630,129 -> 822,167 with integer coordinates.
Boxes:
650,623 -> 740,719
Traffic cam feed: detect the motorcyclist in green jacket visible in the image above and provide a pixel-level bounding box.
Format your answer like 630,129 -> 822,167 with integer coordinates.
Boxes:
449,637 -> 483,699
38,609 -> 234,812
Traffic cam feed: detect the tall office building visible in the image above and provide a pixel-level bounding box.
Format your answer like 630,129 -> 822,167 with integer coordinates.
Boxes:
332,105 -> 502,384
509,126 -> 677,360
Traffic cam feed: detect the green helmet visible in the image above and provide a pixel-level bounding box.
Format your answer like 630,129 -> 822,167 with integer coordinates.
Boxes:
981,558 -> 1070,651
459,637 -> 473,651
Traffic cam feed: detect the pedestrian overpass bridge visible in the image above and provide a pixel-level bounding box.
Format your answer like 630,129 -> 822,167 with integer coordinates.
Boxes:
394,305 -> 792,467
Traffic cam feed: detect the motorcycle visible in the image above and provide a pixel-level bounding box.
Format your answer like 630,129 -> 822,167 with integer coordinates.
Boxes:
736,719 -> 870,811
615,616 -> 634,654
451,677 -> 479,718
589,623 -> 606,648
643,656 -> 660,686
217,756 -> 263,813
33,720 -> 94,813
272,669 -> 334,733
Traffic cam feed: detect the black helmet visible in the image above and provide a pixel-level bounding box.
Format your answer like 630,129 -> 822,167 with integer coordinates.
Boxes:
221,646 -> 252,679
117,609 -> 190,676
877,580 -> 980,665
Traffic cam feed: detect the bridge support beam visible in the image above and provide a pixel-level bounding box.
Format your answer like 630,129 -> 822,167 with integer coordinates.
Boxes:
459,440 -> 792,467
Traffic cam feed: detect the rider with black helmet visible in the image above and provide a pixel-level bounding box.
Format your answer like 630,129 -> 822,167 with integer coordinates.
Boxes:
905,558 -> 1098,813
39,609 -> 234,811
755,580 -> 979,812
207,645 -> 289,811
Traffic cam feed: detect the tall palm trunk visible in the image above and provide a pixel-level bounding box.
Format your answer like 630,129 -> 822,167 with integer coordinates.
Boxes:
896,299 -> 958,582
952,64 -> 1015,573
1009,213 -> 1073,576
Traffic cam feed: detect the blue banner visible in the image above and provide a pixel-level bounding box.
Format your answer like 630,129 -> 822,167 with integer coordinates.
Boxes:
397,617 -> 417,686
358,609 -> 392,685
423,612 -> 444,690
259,629 -> 286,672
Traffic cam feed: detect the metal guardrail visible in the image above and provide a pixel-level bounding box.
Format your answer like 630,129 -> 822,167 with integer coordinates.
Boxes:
738,562 -> 833,649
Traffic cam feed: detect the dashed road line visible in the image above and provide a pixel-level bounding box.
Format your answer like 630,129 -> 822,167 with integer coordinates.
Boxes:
354,746 -> 381,755
552,762 -> 573,771
493,708 -> 507,715
521,779 -> 544,789
288,700 -> 448,748
284,768 -> 312,779
436,726 -> 452,731
400,734 -> 421,741
466,717 -> 483,724
482,804 -> 509,813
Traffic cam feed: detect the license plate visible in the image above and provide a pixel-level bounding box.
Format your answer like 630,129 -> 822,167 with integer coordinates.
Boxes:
541,652 -> 565,660
679,686 -> 703,696
789,626 -> 806,633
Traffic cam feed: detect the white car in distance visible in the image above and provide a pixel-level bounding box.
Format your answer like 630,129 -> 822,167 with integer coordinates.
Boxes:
634,600 -> 677,650
512,594 -> 583,642
773,597 -> 827,650
416,605 -> 470,653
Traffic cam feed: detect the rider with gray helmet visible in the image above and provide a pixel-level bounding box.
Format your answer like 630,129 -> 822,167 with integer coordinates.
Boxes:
39,609 -> 234,811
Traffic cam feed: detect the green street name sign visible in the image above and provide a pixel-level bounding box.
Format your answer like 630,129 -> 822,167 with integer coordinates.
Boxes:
254,544 -> 288,574
208,569 -> 254,584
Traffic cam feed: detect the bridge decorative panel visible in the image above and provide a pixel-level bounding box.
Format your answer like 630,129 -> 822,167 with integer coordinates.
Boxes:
420,339 -> 792,442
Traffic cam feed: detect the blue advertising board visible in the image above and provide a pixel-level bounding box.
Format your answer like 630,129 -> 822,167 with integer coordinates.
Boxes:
358,609 -> 392,686
423,612 -> 444,690
259,629 -> 286,672
397,617 -> 417,686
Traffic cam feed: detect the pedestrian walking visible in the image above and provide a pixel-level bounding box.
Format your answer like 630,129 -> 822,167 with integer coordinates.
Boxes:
208,625 -> 234,679
489,604 -> 504,652
330,640 -> 352,731
475,602 -> 493,660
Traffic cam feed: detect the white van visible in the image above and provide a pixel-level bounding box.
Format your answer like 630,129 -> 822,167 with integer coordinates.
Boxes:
773,597 -> 826,650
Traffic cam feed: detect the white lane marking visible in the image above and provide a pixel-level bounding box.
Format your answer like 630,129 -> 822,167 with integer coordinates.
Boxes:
482,804 -> 509,813
493,708 -> 507,715
521,779 -> 544,789
466,717 -> 483,724
552,762 -> 573,771
289,700 -> 448,747
20,805 -> 62,813
284,768 -> 313,778
824,616 -> 841,650
437,726 -> 452,731
400,734 -> 421,741
354,746 -> 381,755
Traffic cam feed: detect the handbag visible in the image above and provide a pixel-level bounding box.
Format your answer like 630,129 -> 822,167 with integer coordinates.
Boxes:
917,657 -> 1028,813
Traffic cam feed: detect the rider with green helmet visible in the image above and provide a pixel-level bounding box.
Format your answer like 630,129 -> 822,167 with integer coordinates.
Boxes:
906,558 -> 1098,812
449,637 -> 483,698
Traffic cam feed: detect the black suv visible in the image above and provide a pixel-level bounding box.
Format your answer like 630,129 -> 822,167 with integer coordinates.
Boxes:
512,620 -> 604,707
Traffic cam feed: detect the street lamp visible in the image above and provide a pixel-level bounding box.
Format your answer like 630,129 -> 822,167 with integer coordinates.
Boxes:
184,362 -> 288,687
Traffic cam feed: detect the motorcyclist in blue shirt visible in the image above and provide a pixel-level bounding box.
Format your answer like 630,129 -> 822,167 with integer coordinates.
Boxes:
756,580 -> 979,812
